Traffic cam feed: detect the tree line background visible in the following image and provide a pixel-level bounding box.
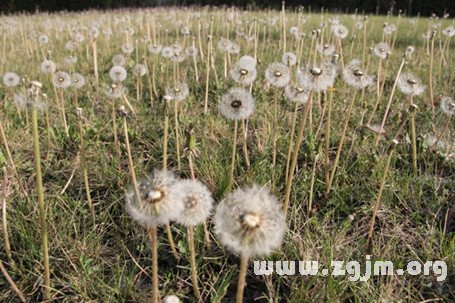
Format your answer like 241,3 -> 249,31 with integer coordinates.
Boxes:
1,0 -> 454,17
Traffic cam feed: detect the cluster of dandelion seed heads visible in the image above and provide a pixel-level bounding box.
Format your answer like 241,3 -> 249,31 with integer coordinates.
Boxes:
219,88 -> 255,120
214,185 -> 286,257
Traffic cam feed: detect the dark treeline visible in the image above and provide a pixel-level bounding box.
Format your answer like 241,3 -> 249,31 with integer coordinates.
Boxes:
1,0 -> 453,17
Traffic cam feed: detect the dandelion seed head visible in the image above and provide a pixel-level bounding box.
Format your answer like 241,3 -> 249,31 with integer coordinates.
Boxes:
121,43 -> 134,54
298,62 -> 337,92
3,72 -> 20,88
38,34 -> 49,44
220,88 -> 255,120
440,97 -> 455,116
163,295 -> 181,303
64,55 -> 78,65
173,179 -> 213,227
112,54 -> 126,66
214,185 -> 286,257
104,83 -> 125,99
161,47 -> 174,58
442,26 -> 455,37
109,65 -> 127,82
284,84 -> 310,105
165,82 -> 189,102
373,42 -> 391,59
40,59 -> 56,74
125,170 -> 183,228
282,52 -> 297,66
230,61 -> 257,85
342,60 -> 373,89
148,44 -> 163,54
316,43 -> 335,56
397,72 -> 425,96
185,46 -> 198,58
238,55 -> 257,69
134,64 -> 147,77
332,24 -> 348,39
265,62 -> 291,88
71,73 -> 85,89
53,71 -> 72,89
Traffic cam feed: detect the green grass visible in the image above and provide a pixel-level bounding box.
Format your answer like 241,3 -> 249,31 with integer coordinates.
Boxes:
0,7 -> 454,303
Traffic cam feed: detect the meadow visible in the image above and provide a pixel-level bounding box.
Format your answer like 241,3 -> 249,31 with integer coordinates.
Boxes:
0,5 -> 454,303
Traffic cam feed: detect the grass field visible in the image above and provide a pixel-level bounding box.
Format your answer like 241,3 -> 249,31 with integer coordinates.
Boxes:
0,6 -> 454,303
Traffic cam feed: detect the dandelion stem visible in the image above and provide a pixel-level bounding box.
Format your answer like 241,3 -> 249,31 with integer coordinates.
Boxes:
236,255 -> 249,303
272,89 -> 279,167
327,89 -> 357,194
78,114 -> 94,215
366,143 -> 395,253
409,96 -> 418,173
283,95 -> 312,214
431,115 -> 452,151
187,226 -> 201,301
285,102 -> 298,185
227,120 -> 239,193
148,226 -> 160,303
1,167 -> 13,265
32,98 -> 51,300
174,102 -> 181,172
375,57 -> 406,145
241,119 -> 250,169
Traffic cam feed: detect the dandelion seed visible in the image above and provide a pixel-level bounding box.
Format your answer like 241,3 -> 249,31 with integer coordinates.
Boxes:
173,179 -> 213,227
109,65 -> 127,82
265,62 -> 291,88
214,185 -> 286,257
2,72 -> 20,88
125,170 -> 183,228
220,88 -> 255,120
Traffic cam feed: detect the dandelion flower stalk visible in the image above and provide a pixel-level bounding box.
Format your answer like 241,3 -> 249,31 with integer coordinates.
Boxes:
375,56 -> 406,145
428,31 -> 436,113
77,109 -> 94,215
149,226 -> 159,303
283,95 -> 312,214
1,167 -> 13,265
326,89 -> 357,194
236,255 -> 248,303
366,140 -> 397,252
409,100 -> 418,173
30,83 -> 51,300
228,119 -> 238,192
